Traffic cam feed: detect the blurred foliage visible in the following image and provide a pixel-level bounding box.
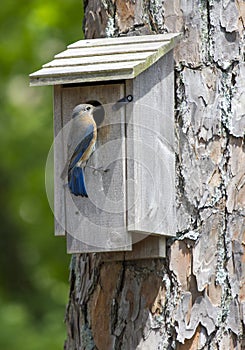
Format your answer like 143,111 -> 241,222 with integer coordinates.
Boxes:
0,0 -> 84,348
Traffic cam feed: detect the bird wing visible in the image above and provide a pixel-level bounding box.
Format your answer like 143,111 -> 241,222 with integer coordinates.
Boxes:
68,123 -> 95,170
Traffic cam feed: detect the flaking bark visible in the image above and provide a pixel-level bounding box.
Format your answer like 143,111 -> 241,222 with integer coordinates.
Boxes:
65,1 -> 245,349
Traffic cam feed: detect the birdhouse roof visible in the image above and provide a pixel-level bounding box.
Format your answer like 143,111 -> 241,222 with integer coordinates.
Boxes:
29,33 -> 181,86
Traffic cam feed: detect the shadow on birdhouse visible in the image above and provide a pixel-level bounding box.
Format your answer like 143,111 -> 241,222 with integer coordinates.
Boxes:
85,99 -> 110,143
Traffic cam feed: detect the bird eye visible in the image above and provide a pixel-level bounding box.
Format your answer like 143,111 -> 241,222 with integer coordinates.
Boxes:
86,106 -> 91,111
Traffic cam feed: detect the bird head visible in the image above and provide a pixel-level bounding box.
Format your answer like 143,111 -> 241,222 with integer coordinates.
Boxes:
72,104 -> 96,119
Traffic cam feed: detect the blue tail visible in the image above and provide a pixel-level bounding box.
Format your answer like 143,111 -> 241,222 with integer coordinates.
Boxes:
68,166 -> 88,197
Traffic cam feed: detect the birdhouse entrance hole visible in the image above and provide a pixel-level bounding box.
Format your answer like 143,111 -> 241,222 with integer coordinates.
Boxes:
85,100 -> 105,126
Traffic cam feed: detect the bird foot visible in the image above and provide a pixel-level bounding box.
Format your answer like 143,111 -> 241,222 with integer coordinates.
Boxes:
86,165 -> 109,174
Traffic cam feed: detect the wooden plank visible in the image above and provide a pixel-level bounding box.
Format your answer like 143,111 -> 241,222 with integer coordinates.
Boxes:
54,42 -> 168,59
101,236 -> 166,261
57,83 -> 132,253
126,51 -> 176,237
30,40 -> 175,86
30,60 -> 144,77
67,33 -> 181,48
53,85 -> 66,236
30,71 -> 135,86
43,52 -> 156,68
126,236 -> 166,259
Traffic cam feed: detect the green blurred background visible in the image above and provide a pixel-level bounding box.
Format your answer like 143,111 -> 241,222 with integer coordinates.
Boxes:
0,1 -> 84,348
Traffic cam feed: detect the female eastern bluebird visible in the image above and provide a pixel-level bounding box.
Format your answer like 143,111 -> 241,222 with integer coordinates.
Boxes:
67,104 -> 97,197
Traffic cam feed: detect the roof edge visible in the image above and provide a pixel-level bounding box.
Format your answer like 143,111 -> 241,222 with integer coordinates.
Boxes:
30,33 -> 182,87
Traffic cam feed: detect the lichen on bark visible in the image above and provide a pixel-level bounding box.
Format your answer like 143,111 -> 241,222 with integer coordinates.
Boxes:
65,1 -> 245,349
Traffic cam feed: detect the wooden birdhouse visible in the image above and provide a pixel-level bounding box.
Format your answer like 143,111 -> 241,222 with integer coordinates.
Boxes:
30,33 -> 181,259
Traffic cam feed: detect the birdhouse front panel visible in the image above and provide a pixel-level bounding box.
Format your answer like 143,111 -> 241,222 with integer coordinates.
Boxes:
54,83 -> 133,253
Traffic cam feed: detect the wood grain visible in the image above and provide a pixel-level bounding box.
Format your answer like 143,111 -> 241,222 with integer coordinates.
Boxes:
126,52 -> 176,237
55,83 -> 132,253
29,34 -> 181,86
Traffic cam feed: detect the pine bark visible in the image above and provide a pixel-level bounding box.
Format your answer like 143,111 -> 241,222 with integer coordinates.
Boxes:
65,1 -> 245,349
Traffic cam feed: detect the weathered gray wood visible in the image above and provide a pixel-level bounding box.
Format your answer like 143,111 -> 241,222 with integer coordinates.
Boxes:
53,85 -> 66,236
30,70 -> 134,86
50,45 -> 177,253
43,52 -> 156,68
31,60 -> 144,77
126,52 -> 176,237
68,33 -> 181,48
55,83 -> 132,253
101,235 -> 166,261
126,236 -> 166,259
29,34 -> 181,86
53,72 -> 174,254
55,42 -> 169,58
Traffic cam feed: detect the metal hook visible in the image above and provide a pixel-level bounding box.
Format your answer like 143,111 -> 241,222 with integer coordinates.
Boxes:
112,95 -> 133,111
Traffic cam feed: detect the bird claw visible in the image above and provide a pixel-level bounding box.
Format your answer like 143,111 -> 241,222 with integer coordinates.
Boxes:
93,166 -> 110,174
86,165 -> 109,174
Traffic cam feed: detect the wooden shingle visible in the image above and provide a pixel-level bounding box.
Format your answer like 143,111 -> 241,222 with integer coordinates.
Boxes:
30,33 -> 181,86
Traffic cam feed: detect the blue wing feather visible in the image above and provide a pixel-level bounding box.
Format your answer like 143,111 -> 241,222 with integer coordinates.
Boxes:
69,124 -> 94,170
68,166 -> 87,197
68,124 -> 94,197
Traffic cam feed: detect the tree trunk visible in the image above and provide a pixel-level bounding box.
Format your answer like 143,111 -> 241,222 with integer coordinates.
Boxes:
64,1 -> 245,349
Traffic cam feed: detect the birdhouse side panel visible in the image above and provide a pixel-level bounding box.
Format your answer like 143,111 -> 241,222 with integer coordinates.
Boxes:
54,85 -> 66,236
126,52 -> 176,237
